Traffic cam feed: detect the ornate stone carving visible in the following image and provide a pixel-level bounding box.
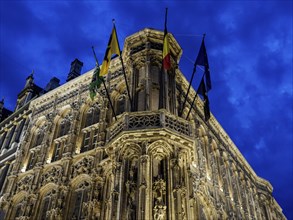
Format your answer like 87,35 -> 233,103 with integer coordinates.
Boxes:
153,179 -> 166,206
41,166 -> 63,186
16,174 -> 34,193
71,156 -> 94,178
153,205 -> 167,220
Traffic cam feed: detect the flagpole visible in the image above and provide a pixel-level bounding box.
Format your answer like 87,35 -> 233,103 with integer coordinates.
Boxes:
112,19 -> 133,111
185,72 -> 205,120
180,65 -> 196,117
180,34 -> 206,117
92,46 -> 117,121
165,8 -> 168,30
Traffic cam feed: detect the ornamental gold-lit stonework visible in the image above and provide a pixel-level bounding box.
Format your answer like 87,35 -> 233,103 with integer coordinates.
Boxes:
0,28 -> 285,219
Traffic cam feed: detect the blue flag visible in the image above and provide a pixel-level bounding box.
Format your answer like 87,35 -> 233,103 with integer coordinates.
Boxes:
195,38 -> 211,91
197,78 -> 210,121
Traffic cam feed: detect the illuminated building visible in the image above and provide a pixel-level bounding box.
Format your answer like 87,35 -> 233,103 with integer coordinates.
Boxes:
0,28 -> 285,219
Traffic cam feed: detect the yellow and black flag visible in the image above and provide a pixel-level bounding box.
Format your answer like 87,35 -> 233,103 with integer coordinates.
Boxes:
100,26 -> 121,76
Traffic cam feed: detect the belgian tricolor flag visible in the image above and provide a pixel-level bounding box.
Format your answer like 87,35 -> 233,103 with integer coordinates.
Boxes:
100,26 -> 121,76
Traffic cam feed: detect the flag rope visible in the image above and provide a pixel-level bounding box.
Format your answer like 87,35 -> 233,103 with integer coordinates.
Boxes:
182,54 -> 205,72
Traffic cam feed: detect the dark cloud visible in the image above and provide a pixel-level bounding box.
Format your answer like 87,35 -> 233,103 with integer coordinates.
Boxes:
0,0 -> 292,218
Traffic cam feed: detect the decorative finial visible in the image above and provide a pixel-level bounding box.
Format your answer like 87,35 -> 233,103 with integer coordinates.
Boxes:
203,33 -> 206,38
112,19 -> 115,24
28,70 -> 34,79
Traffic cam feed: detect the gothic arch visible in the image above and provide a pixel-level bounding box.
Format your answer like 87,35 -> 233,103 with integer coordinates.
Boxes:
36,182 -> 60,220
70,174 -> 92,189
76,100 -> 102,154
115,80 -> 127,95
147,140 -> 173,160
8,191 -> 28,219
11,190 -> 28,205
198,124 -> 207,138
39,182 -> 58,198
46,106 -> 73,162
67,174 -> 92,219
80,93 -> 103,116
119,142 -> 141,161
20,116 -> 47,170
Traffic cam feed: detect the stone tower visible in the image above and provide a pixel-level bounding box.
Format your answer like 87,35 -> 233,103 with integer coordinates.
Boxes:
0,28 -> 285,219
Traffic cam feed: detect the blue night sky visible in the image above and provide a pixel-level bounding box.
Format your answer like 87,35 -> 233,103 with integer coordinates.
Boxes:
0,0 -> 292,218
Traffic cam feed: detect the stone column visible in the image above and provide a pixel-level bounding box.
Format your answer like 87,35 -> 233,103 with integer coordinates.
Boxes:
138,154 -> 149,220
145,58 -> 151,111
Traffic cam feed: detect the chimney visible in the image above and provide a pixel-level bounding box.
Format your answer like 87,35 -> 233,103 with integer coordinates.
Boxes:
45,77 -> 60,92
66,58 -> 83,82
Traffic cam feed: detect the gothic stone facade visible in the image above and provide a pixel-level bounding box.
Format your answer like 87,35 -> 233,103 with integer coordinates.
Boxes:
0,28 -> 285,219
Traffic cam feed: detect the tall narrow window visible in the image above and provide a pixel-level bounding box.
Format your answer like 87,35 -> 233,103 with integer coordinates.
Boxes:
14,120 -> 26,143
69,182 -> 90,219
81,132 -> 91,153
150,66 -> 160,110
14,203 -> 23,218
40,197 -> 50,220
28,151 -> 37,170
52,142 -> 62,162
0,133 -> 7,149
58,118 -> 71,138
34,129 -> 44,147
116,95 -> 126,115
3,126 -> 16,149
38,190 -> 56,220
85,107 -> 100,127
80,128 -> 99,153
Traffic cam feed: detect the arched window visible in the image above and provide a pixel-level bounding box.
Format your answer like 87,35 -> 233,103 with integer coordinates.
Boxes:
69,181 -> 90,219
80,106 -> 100,153
14,119 -> 26,143
58,118 -> 71,138
116,95 -> 126,115
52,141 -> 63,162
33,129 -> 44,147
27,151 -> 37,170
0,132 -> 7,150
38,189 -> 57,220
85,107 -> 100,127
51,113 -> 72,162
3,126 -> 16,149
11,202 -> 23,219
150,66 -> 160,110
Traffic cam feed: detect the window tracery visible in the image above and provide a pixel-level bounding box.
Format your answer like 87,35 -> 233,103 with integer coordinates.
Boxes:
33,129 -> 44,148
38,189 -> 58,220
85,106 -> 100,128
50,112 -> 72,162
57,116 -> 71,138
80,105 -> 101,153
69,181 -> 91,219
